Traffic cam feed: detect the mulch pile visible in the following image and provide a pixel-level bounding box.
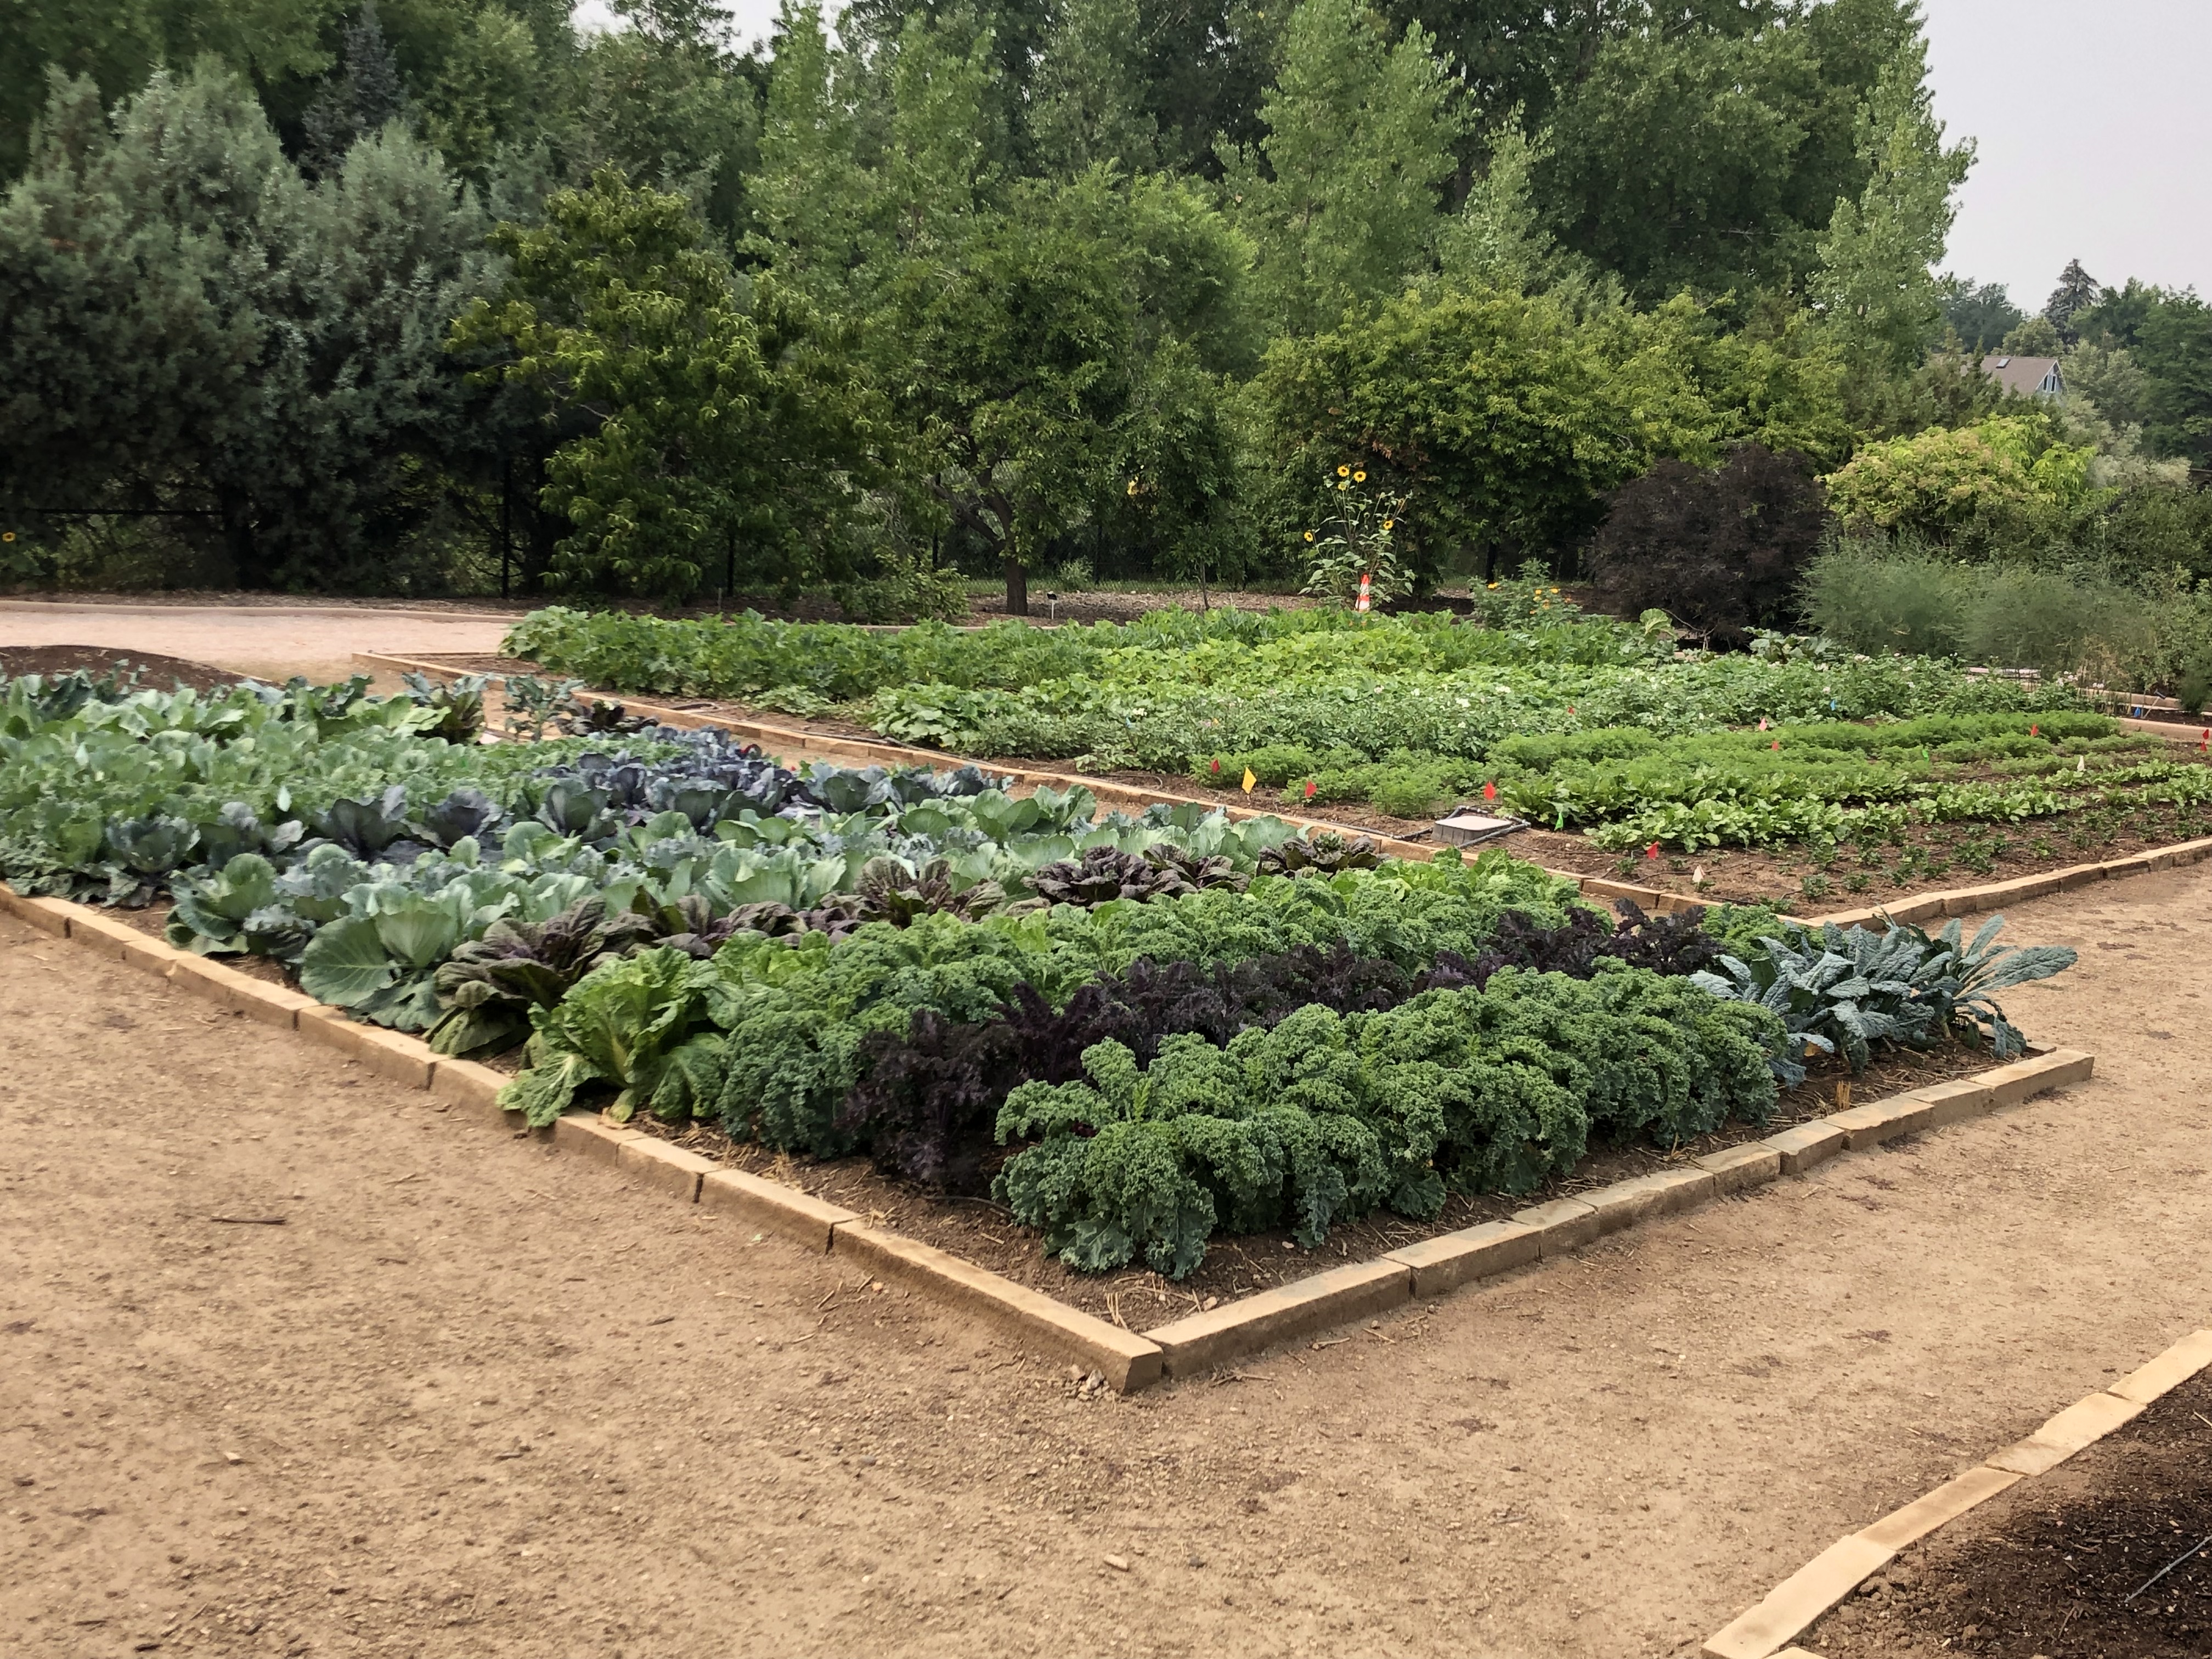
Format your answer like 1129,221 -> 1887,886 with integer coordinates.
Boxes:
0,643 -> 249,693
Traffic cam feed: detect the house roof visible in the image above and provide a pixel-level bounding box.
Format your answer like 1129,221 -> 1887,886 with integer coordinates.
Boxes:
1987,354 -> 2064,398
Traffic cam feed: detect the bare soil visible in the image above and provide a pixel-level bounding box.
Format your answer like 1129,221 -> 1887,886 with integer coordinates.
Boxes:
0,605 -> 516,691
95,900 -> 1997,1319
1518,803 -> 2212,909
1804,1372 -> 2212,1658
0,644 -> 251,694
5,866 -> 2212,1657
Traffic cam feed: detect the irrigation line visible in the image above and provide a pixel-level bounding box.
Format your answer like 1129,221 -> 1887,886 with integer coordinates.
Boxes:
2120,1531 -> 2212,1605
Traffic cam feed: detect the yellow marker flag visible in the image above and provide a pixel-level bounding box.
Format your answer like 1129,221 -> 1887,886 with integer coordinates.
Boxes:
1241,768 -> 1257,794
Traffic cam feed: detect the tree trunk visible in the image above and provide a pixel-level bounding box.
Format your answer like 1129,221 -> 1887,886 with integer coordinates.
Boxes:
218,487 -> 264,589
1003,552 -> 1028,617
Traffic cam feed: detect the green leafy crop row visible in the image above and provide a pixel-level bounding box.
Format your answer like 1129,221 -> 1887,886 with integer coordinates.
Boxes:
996,966 -> 1782,1278
498,849 -> 1595,1132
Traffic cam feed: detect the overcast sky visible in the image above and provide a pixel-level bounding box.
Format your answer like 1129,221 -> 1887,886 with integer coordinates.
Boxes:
1924,0 -> 2210,306
575,0 -> 2210,307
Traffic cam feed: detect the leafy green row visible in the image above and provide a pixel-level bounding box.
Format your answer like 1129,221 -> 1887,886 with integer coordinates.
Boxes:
501,599 -> 1667,709
995,964 -> 1784,1278
497,850 -> 1595,1132
865,653 -> 2081,775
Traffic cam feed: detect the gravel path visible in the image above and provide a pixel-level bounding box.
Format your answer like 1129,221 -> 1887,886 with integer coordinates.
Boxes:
3,867 -> 2208,1657
0,600 -> 520,690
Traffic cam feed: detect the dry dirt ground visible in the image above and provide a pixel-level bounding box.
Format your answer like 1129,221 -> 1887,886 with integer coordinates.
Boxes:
0,601 -> 520,690
4,866 -> 2211,1659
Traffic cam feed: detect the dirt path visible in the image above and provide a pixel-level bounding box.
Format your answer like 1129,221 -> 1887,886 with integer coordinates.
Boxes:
0,601 -> 521,690
3,871 -> 2208,1659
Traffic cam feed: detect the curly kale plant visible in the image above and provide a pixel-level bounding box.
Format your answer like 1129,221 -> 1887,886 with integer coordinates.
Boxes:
992,967 -> 1785,1278
842,941 -> 1419,1190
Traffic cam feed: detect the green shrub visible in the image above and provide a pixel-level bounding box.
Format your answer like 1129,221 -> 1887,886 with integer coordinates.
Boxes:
2178,660 -> 2212,717
1802,537 -> 2162,676
1799,537 -> 1968,657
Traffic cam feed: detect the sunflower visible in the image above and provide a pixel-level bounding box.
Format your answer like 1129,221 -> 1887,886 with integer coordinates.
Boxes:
1303,529 -> 1314,542
1352,470 -> 1366,483
1336,464 -> 1350,478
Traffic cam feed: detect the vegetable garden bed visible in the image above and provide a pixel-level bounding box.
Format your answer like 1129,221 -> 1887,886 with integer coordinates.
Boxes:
1799,1369 -> 2212,1659
472,599 -> 2212,918
611,1035 -> 2000,1323
3,659 -> 2086,1301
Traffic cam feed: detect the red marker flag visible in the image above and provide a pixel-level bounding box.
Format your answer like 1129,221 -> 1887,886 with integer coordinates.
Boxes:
2030,723 -> 2039,736
1645,842 -> 1660,860
1303,778 -> 1316,800
1210,757 -> 1221,774
1482,780 -> 1497,802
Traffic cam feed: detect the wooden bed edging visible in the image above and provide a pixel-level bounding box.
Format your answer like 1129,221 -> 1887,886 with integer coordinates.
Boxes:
1702,1327 -> 2212,1659
0,883 -> 2097,1398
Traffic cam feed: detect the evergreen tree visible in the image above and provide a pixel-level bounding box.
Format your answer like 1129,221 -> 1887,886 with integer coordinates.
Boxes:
0,0 -> 337,179
0,66 -> 507,588
1809,31 -> 1971,380
2042,258 -> 2102,343
303,2 -> 411,177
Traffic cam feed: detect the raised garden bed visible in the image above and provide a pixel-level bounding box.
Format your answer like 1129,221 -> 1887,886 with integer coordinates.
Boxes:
0,657 -> 2098,1350
1801,1370 -> 2212,1659
0,878 -> 2101,1394
375,647 -> 2212,920
617,1036 -> 2000,1323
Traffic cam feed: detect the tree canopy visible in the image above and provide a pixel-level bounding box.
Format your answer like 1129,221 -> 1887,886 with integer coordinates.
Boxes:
12,0 -> 2193,611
